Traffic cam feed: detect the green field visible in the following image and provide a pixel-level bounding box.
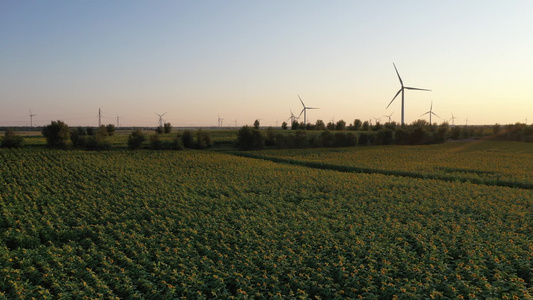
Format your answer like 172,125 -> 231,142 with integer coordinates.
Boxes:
0,139 -> 532,298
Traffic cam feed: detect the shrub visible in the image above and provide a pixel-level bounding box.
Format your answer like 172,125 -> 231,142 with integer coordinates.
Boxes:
320,130 -> 335,147
105,124 -> 115,136
172,135 -> 185,150
155,126 -> 164,134
127,129 -> 146,150
315,120 -> 326,131
253,120 -> 260,129
237,126 -> 265,150
163,122 -> 172,133
1,129 -> 24,148
376,128 -> 394,145
42,120 -> 71,148
181,130 -> 195,148
394,128 -> 409,145
70,127 -> 87,147
281,122 -> 288,130
150,134 -> 164,150
85,126 -> 111,151
265,127 -> 277,146
196,130 -> 213,149
335,120 -> 346,131
334,132 -> 357,147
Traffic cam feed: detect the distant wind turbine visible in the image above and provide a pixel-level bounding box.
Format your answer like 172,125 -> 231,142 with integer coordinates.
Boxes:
298,95 -> 319,126
217,115 -> 224,127
29,109 -> 36,128
383,112 -> 394,123
286,109 -> 298,125
420,101 -> 439,124
449,113 -> 458,126
386,63 -> 431,125
155,112 -> 167,127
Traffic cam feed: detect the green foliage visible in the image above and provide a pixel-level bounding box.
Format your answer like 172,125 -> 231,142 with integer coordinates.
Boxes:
376,128 -> 394,145
85,126 -> 112,151
237,126 -> 265,150
155,126 -> 164,134
181,130 -> 194,148
105,124 -> 116,136
314,120 -> 326,131
1,129 -> 24,148
281,121 -> 288,130
70,127 -> 87,148
163,122 -> 172,134
42,120 -> 71,148
253,119 -> 260,129
335,120 -> 346,131
150,134 -> 164,150
291,120 -> 299,130
352,119 -> 362,131
0,147 -> 531,298
127,129 -> 146,150
196,130 -> 213,149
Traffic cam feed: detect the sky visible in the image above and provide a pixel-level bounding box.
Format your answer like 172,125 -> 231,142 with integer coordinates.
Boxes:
1,0 -> 532,127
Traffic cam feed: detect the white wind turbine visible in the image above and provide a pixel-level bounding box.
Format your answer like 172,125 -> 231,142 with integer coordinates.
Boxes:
29,109 -> 37,128
449,113 -> 458,126
298,95 -> 319,126
155,112 -> 167,127
386,63 -> 431,125
420,101 -> 439,124
384,112 -> 394,123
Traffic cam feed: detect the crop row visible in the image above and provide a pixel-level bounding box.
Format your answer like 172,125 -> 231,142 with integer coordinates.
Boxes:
248,141 -> 533,188
0,148 -> 532,298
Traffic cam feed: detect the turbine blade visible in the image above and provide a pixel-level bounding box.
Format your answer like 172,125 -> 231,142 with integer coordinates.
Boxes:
393,63 -> 403,86
307,107 -> 319,109
386,89 -> 402,109
421,111 -> 430,116
298,109 -> 305,119
432,112 -> 440,118
298,95 -> 305,108
404,87 -> 431,91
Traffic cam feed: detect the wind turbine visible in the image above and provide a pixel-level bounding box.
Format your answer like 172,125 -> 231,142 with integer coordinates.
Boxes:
420,101 -> 439,124
298,95 -> 319,126
155,112 -> 167,127
286,109 -> 298,125
29,109 -> 36,128
386,63 -> 431,125
373,117 -> 381,124
449,113 -> 458,126
217,115 -> 224,127
384,112 -> 394,123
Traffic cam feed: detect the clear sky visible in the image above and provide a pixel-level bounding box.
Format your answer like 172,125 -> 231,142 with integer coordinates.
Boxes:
1,0 -> 532,127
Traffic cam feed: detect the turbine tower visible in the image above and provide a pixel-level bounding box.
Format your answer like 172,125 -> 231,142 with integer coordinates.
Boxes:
386,63 -> 431,125
420,101 -> 439,124
298,95 -> 319,126
384,112 -> 394,123
450,113 -> 458,126
286,109 -> 298,125
29,110 -> 36,128
218,115 -> 224,127
155,112 -> 167,127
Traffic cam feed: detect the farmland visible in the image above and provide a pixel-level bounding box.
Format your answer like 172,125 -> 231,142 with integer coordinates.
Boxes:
0,140 -> 532,298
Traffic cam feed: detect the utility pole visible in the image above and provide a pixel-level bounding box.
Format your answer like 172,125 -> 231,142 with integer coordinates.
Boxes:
98,108 -> 102,127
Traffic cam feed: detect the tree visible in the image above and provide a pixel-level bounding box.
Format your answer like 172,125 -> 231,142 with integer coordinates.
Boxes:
155,126 -> 164,134
315,120 -> 326,131
181,130 -> 194,148
291,120 -> 299,130
105,124 -> 116,136
335,120 -> 346,131
1,129 -> 24,148
127,129 -> 146,150
163,122 -> 172,133
237,126 -> 265,150
326,122 -> 335,130
281,121 -> 288,130
253,119 -> 260,129
352,119 -> 362,131
86,126 -> 111,150
42,120 -> 71,148
196,130 -> 213,149
150,134 -> 163,150
362,121 -> 370,131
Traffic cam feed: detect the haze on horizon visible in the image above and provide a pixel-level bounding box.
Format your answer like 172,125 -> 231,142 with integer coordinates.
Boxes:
1,1 -> 532,127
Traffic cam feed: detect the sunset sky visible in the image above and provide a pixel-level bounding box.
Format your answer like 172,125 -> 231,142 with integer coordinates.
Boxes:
1,1 -> 532,127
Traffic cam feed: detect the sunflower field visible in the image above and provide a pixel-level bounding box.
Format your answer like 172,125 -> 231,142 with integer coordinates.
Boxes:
0,145 -> 531,299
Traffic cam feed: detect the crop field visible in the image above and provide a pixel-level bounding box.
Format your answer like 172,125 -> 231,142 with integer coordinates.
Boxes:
248,141 -> 533,188
0,143 -> 532,298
